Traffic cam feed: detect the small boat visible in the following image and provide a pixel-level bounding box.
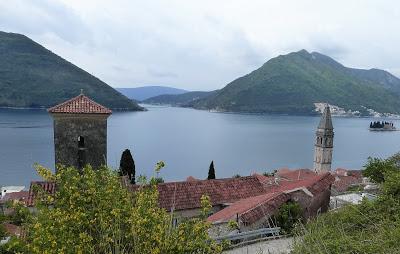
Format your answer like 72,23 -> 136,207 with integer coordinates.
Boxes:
369,121 -> 397,131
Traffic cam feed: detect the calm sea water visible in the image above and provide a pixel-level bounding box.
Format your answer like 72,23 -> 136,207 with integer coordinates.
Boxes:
1,105 -> 400,187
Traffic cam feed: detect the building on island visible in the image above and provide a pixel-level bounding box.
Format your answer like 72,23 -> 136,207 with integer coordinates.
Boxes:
48,92 -> 112,170
313,104 -> 334,174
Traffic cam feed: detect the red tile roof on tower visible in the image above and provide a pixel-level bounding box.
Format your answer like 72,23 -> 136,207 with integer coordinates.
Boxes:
48,93 -> 112,114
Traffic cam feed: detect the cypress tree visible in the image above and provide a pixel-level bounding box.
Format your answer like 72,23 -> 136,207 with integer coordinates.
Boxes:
119,149 -> 136,184
208,161 -> 216,180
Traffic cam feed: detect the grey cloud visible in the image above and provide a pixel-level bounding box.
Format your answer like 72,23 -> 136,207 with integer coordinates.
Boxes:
148,69 -> 179,79
0,0 -> 90,44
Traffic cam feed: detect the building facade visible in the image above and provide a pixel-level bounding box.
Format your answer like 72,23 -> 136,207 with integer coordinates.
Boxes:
48,93 -> 112,170
313,104 -> 334,173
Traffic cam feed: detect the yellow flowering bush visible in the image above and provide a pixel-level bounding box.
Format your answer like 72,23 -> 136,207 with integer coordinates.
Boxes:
18,164 -> 222,254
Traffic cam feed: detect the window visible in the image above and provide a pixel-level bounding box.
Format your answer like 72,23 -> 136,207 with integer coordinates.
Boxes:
78,136 -> 86,168
78,136 -> 85,148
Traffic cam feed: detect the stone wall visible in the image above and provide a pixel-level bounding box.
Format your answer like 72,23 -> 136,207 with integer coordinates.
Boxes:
52,114 -> 108,170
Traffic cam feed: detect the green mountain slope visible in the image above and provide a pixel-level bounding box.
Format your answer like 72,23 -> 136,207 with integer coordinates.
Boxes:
193,50 -> 400,115
143,91 -> 216,106
0,31 -> 143,110
117,86 -> 188,101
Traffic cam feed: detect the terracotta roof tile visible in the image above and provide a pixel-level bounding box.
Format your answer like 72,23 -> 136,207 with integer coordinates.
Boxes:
186,176 -> 199,182
129,176 -> 267,211
27,181 -> 56,207
0,191 -> 29,204
240,193 -> 290,225
277,168 -> 316,181
207,192 -> 286,223
48,94 -> 112,114
207,171 -> 335,224
332,175 -> 362,193
3,223 -> 21,237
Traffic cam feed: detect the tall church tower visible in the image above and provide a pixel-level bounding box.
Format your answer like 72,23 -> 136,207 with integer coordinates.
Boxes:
48,92 -> 112,170
313,104 -> 334,174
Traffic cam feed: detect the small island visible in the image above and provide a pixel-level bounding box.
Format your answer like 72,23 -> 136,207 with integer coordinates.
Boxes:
369,121 -> 397,131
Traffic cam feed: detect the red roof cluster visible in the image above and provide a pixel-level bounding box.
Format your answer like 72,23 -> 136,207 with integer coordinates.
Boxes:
27,169 -> 334,225
129,176 -> 267,211
207,172 -> 334,223
48,94 -> 112,114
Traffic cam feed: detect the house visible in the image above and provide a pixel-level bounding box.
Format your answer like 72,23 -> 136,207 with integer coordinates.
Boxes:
331,168 -> 364,194
207,171 -> 334,235
0,188 -> 28,215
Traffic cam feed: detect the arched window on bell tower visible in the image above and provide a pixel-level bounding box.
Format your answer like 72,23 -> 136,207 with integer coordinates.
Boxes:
78,136 -> 86,169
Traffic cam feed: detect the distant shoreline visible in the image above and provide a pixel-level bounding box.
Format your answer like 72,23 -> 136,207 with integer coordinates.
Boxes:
141,103 -> 400,119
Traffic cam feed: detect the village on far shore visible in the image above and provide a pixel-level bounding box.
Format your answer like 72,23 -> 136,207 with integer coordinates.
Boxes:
1,93 -> 378,246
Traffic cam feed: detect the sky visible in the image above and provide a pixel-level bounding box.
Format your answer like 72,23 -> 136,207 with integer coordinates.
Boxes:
1,0 -> 399,91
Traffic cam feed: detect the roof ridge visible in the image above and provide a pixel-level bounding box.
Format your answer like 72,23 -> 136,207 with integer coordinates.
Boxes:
48,94 -> 112,114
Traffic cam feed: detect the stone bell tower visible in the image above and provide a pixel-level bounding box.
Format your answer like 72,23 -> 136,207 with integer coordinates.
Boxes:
48,91 -> 112,170
313,104 -> 334,174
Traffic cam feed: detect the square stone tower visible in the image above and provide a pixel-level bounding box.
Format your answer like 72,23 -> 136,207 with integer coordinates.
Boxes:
48,92 -> 112,170
313,104 -> 334,174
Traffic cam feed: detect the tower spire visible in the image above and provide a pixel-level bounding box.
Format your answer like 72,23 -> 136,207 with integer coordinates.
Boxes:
318,104 -> 333,130
313,103 -> 334,174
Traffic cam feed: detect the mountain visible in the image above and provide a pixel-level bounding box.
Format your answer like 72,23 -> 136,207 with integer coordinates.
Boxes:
0,31 -> 142,110
143,91 -> 216,106
192,50 -> 400,115
117,86 -> 188,101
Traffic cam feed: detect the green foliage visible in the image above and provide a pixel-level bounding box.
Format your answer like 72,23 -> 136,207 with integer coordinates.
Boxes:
207,161 -> 216,180
0,31 -> 142,110
200,195 -> 212,219
346,185 -> 363,192
274,201 -> 302,234
192,50 -> 400,115
153,177 -> 164,184
0,237 -> 29,254
263,170 -> 277,177
232,174 -> 241,178
292,153 -> 400,253
363,155 -> 400,183
6,202 -> 31,226
292,197 -> 400,254
0,219 -> 6,239
119,149 -> 136,184
143,91 -> 216,106
16,164 -> 222,254
227,220 -> 239,231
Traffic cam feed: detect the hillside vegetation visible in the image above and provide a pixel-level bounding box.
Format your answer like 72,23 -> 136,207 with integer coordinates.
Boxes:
117,86 -> 188,101
0,31 -> 142,110
143,91 -> 216,106
193,50 -> 400,115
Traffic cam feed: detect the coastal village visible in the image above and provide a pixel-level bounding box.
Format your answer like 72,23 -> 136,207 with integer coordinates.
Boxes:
0,93 -> 376,250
